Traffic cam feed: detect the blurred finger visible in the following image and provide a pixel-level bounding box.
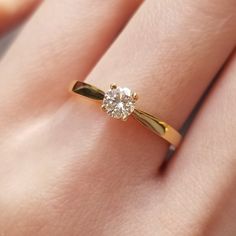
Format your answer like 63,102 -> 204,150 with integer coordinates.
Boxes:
0,0 -> 41,35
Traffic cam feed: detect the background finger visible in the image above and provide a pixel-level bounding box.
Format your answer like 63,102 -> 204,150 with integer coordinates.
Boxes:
163,51 -> 236,235
0,0 -> 41,35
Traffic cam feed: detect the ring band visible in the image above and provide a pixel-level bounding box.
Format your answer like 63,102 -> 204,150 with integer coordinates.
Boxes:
72,81 -> 182,149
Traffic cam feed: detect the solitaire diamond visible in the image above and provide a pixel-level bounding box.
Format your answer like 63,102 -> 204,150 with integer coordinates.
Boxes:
102,84 -> 137,120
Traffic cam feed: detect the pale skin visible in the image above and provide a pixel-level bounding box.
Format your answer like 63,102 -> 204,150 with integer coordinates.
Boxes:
0,0 -> 236,235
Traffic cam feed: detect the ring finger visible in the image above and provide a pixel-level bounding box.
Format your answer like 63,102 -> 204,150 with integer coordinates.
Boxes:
84,0 -> 236,171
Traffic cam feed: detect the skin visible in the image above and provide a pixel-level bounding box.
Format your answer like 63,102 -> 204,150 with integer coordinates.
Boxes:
0,0 -> 236,235
0,0 -> 41,35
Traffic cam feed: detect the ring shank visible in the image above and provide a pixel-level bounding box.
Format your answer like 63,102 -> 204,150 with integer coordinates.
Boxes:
132,109 -> 181,148
72,81 -> 182,148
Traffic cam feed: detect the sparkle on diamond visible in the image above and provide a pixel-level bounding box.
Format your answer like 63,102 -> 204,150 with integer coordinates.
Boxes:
102,87 -> 136,120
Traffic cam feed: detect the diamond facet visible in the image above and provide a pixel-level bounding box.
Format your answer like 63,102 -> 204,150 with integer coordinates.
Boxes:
102,86 -> 136,120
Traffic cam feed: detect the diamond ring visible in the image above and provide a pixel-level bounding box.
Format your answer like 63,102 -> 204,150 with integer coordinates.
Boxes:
72,81 -> 182,149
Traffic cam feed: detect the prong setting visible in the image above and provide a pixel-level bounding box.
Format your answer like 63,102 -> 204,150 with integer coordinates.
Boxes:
101,104 -> 106,110
110,83 -> 117,89
133,92 -> 138,101
122,116 -> 128,121
102,84 -> 137,120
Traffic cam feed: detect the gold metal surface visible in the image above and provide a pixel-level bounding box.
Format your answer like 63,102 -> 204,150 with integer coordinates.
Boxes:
132,109 -> 181,148
72,81 -> 104,100
72,81 -> 182,148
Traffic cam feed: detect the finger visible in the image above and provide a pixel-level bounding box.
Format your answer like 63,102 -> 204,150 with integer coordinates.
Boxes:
85,0 -> 236,169
164,51 -> 236,235
0,0 -> 142,128
0,0 -> 41,35
0,1 -> 235,235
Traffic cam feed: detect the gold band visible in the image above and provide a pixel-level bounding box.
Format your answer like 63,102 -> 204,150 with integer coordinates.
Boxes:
72,81 -> 182,148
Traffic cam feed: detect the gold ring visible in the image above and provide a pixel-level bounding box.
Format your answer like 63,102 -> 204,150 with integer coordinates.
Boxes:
72,81 -> 182,149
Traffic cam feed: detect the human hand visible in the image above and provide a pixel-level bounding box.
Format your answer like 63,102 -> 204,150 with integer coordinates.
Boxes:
0,1 -> 236,235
